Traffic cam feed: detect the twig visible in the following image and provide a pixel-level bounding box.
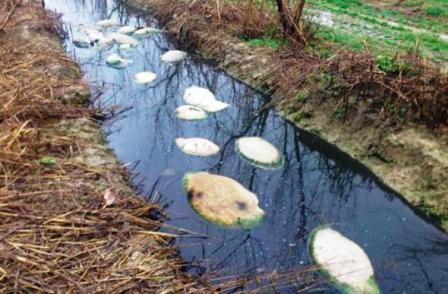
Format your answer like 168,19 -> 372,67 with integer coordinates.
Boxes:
0,0 -> 20,31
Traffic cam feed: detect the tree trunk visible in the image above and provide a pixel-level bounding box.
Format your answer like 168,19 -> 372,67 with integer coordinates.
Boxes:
274,0 -> 307,44
293,0 -> 307,42
293,0 -> 306,25
275,0 -> 292,34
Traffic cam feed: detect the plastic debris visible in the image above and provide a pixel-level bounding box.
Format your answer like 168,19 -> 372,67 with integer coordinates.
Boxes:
117,25 -> 137,35
134,71 -> 157,84
106,54 -> 133,69
183,86 -> 229,113
308,226 -> 380,294
96,19 -> 119,28
109,33 -> 138,46
235,137 -> 284,169
183,172 -> 265,228
175,105 -> 208,120
175,137 -> 220,156
161,50 -> 187,63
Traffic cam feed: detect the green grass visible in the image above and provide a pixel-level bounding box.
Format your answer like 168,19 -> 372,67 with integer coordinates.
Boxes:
314,29 -> 367,51
308,0 -> 448,32
376,54 -> 399,73
297,89 -> 310,102
238,0 -> 448,64
39,156 -> 57,167
425,6 -> 448,17
332,103 -> 347,120
304,0 -> 448,64
246,37 -> 287,49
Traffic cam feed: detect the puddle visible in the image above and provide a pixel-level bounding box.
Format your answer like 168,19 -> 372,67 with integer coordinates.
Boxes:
46,0 -> 448,292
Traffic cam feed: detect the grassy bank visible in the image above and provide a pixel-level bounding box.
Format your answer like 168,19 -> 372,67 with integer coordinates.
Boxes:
0,0 -> 205,291
306,0 -> 448,64
228,0 -> 448,66
125,0 -> 448,230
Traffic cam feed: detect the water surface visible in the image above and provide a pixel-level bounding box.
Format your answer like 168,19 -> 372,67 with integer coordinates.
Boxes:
46,0 -> 448,292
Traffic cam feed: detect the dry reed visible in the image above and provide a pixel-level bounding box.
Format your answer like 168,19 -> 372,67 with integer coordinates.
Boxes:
0,1 -> 206,292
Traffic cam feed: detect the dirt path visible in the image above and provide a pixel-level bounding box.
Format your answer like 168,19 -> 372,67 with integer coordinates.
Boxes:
0,0 -> 204,291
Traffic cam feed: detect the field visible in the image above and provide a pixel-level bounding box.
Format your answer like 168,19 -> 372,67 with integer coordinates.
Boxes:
306,0 -> 448,65
240,0 -> 448,67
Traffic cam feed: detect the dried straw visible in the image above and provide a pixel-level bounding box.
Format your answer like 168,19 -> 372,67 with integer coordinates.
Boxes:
0,1 -> 206,292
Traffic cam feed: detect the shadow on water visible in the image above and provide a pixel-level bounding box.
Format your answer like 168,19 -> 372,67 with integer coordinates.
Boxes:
45,0 -> 448,292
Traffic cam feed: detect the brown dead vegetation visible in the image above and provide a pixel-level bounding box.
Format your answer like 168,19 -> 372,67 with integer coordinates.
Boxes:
0,0 -> 206,292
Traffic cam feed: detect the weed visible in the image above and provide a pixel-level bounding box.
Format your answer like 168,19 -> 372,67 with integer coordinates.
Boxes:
297,89 -> 310,102
265,24 -> 281,39
317,47 -> 333,58
247,37 -> 286,49
291,110 -> 312,123
315,28 -> 366,51
39,156 -> 57,167
348,95 -> 357,106
292,111 -> 304,122
387,102 -> 397,115
425,6 -> 447,17
376,54 -> 399,73
332,103 -> 346,120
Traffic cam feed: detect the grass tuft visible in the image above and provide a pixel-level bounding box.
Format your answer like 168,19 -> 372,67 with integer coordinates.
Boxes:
425,6 -> 447,17
247,37 -> 286,49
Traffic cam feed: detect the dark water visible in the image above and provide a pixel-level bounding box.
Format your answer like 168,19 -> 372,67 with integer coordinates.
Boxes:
46,0 -> 448,292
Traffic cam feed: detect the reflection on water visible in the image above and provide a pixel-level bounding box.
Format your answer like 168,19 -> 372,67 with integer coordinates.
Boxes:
45,0 -> 448,292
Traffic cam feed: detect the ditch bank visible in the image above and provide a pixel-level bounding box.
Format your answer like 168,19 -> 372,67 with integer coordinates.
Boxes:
125,0 -> 448,230
0,0 -> 203,291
